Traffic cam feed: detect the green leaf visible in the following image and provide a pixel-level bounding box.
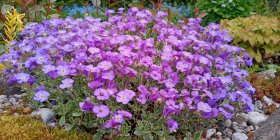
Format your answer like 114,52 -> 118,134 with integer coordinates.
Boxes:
193,131 -> 202,140
0,45 -> 5,54
143,134 -> 153,140
65,124 -> 74,131
72,112 -> 82,117
93,132 -> 103,140
154,131 -> 164,136
59,116 -> 65,126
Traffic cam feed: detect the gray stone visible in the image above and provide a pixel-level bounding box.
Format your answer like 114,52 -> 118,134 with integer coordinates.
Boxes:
31,108 -> 55,123
245,112 -> 268,126
253,108 -> 280,140
232,132 -> 248,140
0,95 -> 7,104
9,97 -> 17,105
225,119 -> 232,128
245,126 -> 251,132
255,100 -> 263,110
235,129 -> 246,133
255,69 -> 276,79
241,122 -> 247,127
235,113 -> 249,123
263,96 -> 280,108
224,128 -> 233,137
216,132 -> 222,136
206,129 -> 216,139
249,125 -> 254,131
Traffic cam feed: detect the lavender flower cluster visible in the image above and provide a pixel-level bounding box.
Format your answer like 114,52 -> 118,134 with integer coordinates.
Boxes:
0,7 -> 255,131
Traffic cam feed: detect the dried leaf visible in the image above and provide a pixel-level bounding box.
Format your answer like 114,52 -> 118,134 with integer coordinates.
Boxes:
109,1 -> 119,8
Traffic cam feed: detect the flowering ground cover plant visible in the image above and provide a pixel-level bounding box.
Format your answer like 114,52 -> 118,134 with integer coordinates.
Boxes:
0,7 -> 255,139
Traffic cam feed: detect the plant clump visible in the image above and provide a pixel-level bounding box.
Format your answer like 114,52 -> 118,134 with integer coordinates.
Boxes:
221,15 -> 280,63
0,115 -> 92,140
0,7 -> 255,139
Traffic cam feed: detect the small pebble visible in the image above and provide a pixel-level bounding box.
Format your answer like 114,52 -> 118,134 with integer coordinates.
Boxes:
232,132 -> 248,140
241,122 -> 247,127
224,128 -> 233,137
225,119 -> 232,128
216,131 -> 222,136
206,129 -> 216,139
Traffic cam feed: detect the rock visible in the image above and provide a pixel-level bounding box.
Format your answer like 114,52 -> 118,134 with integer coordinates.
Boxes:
244,112 -> 268,126
224,128 -> 233,137
206,129 -> 216,139
225,119 -> 232,128
216,132 -> 222,136
249,125 -> 254,131
9,97 -> 17,105
224,138 -> 231,140
253,108 -> 280,140
31,108 -> 55,123
232,132 -> 248,140
235,129 -> 246,133
0,95 -> 7,104
241,122 -> 247,127
23,107 -> 32,114
255,126 -> 259,130
255,69 -> 276,79
263,96 -> 279,108
235,113 -> 248,123
245,126 -> 251,132
255,100 -> 263,109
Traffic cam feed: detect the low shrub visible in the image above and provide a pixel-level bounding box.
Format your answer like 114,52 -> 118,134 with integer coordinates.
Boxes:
220,15 -> 280,63
249,74 -> 280,103
0,115 -> 92,140
0,7 -> 255,139
196,0 -> 254,25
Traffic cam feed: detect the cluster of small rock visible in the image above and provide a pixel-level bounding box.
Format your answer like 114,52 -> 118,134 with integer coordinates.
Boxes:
0,93 -> 29,113
205,96 -> 279,140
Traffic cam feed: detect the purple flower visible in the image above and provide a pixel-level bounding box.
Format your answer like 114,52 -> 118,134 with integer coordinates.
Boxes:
94,88 -> 110,100
102,71 -> 115,80
79,97 -> 94,111
93,105 -> 110,118
116,91 -> 131,104
59,78 -> 74,89
14,73 -> 30,83
197,101 -> 212,113
150,71 -> 161,81
97,61 -> 112,71
140,56 -> 153,67
34,90 -> 50,102
117,110 -> 132,118
176,61 -> 189,72
34,54 -> 48,64
42,64 -> 56,74
166,119 -> 179,131
112,114 -> 124,123
165,79 -> 176,88
56,65 -> 70,76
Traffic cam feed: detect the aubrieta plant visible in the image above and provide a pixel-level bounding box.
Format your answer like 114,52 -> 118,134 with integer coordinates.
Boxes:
0,7 -> 255,139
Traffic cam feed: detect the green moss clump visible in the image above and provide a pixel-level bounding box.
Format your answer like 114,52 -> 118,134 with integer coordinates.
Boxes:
0,115 -> 92,140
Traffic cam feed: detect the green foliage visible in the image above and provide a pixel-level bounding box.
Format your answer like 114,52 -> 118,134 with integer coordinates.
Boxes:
221,15 -> 280,63
0,115 -> 92,140
196,0 -> 254,26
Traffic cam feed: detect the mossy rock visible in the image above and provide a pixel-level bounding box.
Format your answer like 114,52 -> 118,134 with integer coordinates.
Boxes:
0,115 -> 92,140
